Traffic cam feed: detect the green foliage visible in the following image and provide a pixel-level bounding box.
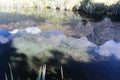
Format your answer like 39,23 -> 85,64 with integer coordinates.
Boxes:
80,0 -> 120,15
83,0 -> 89,3
109,1 -> 120,15
81,1 -> 107,14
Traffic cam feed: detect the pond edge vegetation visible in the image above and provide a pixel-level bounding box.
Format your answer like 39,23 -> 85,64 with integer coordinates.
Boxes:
5,63 -> 65,80
77,0 -> 120,16
0,0 -> 120,15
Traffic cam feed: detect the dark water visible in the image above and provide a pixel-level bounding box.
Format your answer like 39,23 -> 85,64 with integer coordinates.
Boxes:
0,8 -> 120,80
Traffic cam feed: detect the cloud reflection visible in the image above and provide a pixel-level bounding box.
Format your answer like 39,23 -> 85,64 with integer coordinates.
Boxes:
1,28 -> 120,62
98,40 -> 120,59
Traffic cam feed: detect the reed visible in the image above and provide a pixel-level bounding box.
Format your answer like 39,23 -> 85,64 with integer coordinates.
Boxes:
61,66 -> 64,80
4,63 -> 14,80
37,64 -> 46,80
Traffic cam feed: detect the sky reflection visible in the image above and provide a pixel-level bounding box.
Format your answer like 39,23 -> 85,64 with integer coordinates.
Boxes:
1,28 -> 120,61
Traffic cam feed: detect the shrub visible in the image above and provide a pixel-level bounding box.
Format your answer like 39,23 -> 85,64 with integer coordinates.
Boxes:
109,1 -> 120,15
80,1 -> 107,14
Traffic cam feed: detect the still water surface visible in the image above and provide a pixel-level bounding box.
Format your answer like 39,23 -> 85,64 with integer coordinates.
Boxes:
0,8 -> 120,80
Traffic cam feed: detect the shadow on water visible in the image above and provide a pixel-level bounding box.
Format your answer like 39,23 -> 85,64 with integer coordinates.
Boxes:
76,11 -> 120,22
108,15 -> 120,22
0,41 -> 37,80
0,8 -> 120,80
32,50 -> 74,80
32,49 -> 120,80
0,30 -> 120,80
78,12 -> 105,22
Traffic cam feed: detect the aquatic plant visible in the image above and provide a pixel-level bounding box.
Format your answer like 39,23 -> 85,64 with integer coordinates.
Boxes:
37,64 -> 46,80
4,63 -> 14,80
60,66 -> 64,80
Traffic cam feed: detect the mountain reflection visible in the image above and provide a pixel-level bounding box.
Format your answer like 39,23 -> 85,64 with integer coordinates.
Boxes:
0,8 -> 120,80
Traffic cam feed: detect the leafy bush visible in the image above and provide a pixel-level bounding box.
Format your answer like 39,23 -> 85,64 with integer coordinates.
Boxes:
80,1 -> 107,14
109,1 -> 120,15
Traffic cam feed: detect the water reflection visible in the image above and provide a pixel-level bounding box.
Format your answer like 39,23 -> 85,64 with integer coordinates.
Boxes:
0,29 -> 11,37
1,27 -> 120,80
87,18 -> 120,45
98,40 -> 120,59
1,27 -> 120,61
0,8 -> 120,80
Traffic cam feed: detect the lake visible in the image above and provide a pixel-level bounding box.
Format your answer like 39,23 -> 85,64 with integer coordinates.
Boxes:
0,8 -> 120,80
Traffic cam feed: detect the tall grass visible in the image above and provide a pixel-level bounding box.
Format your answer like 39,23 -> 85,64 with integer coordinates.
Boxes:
37,64 -> 46,80
37,64 -> 65,80
4,63 -> 67,80
61,66 -> 64,80
4,63 -> 14,80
